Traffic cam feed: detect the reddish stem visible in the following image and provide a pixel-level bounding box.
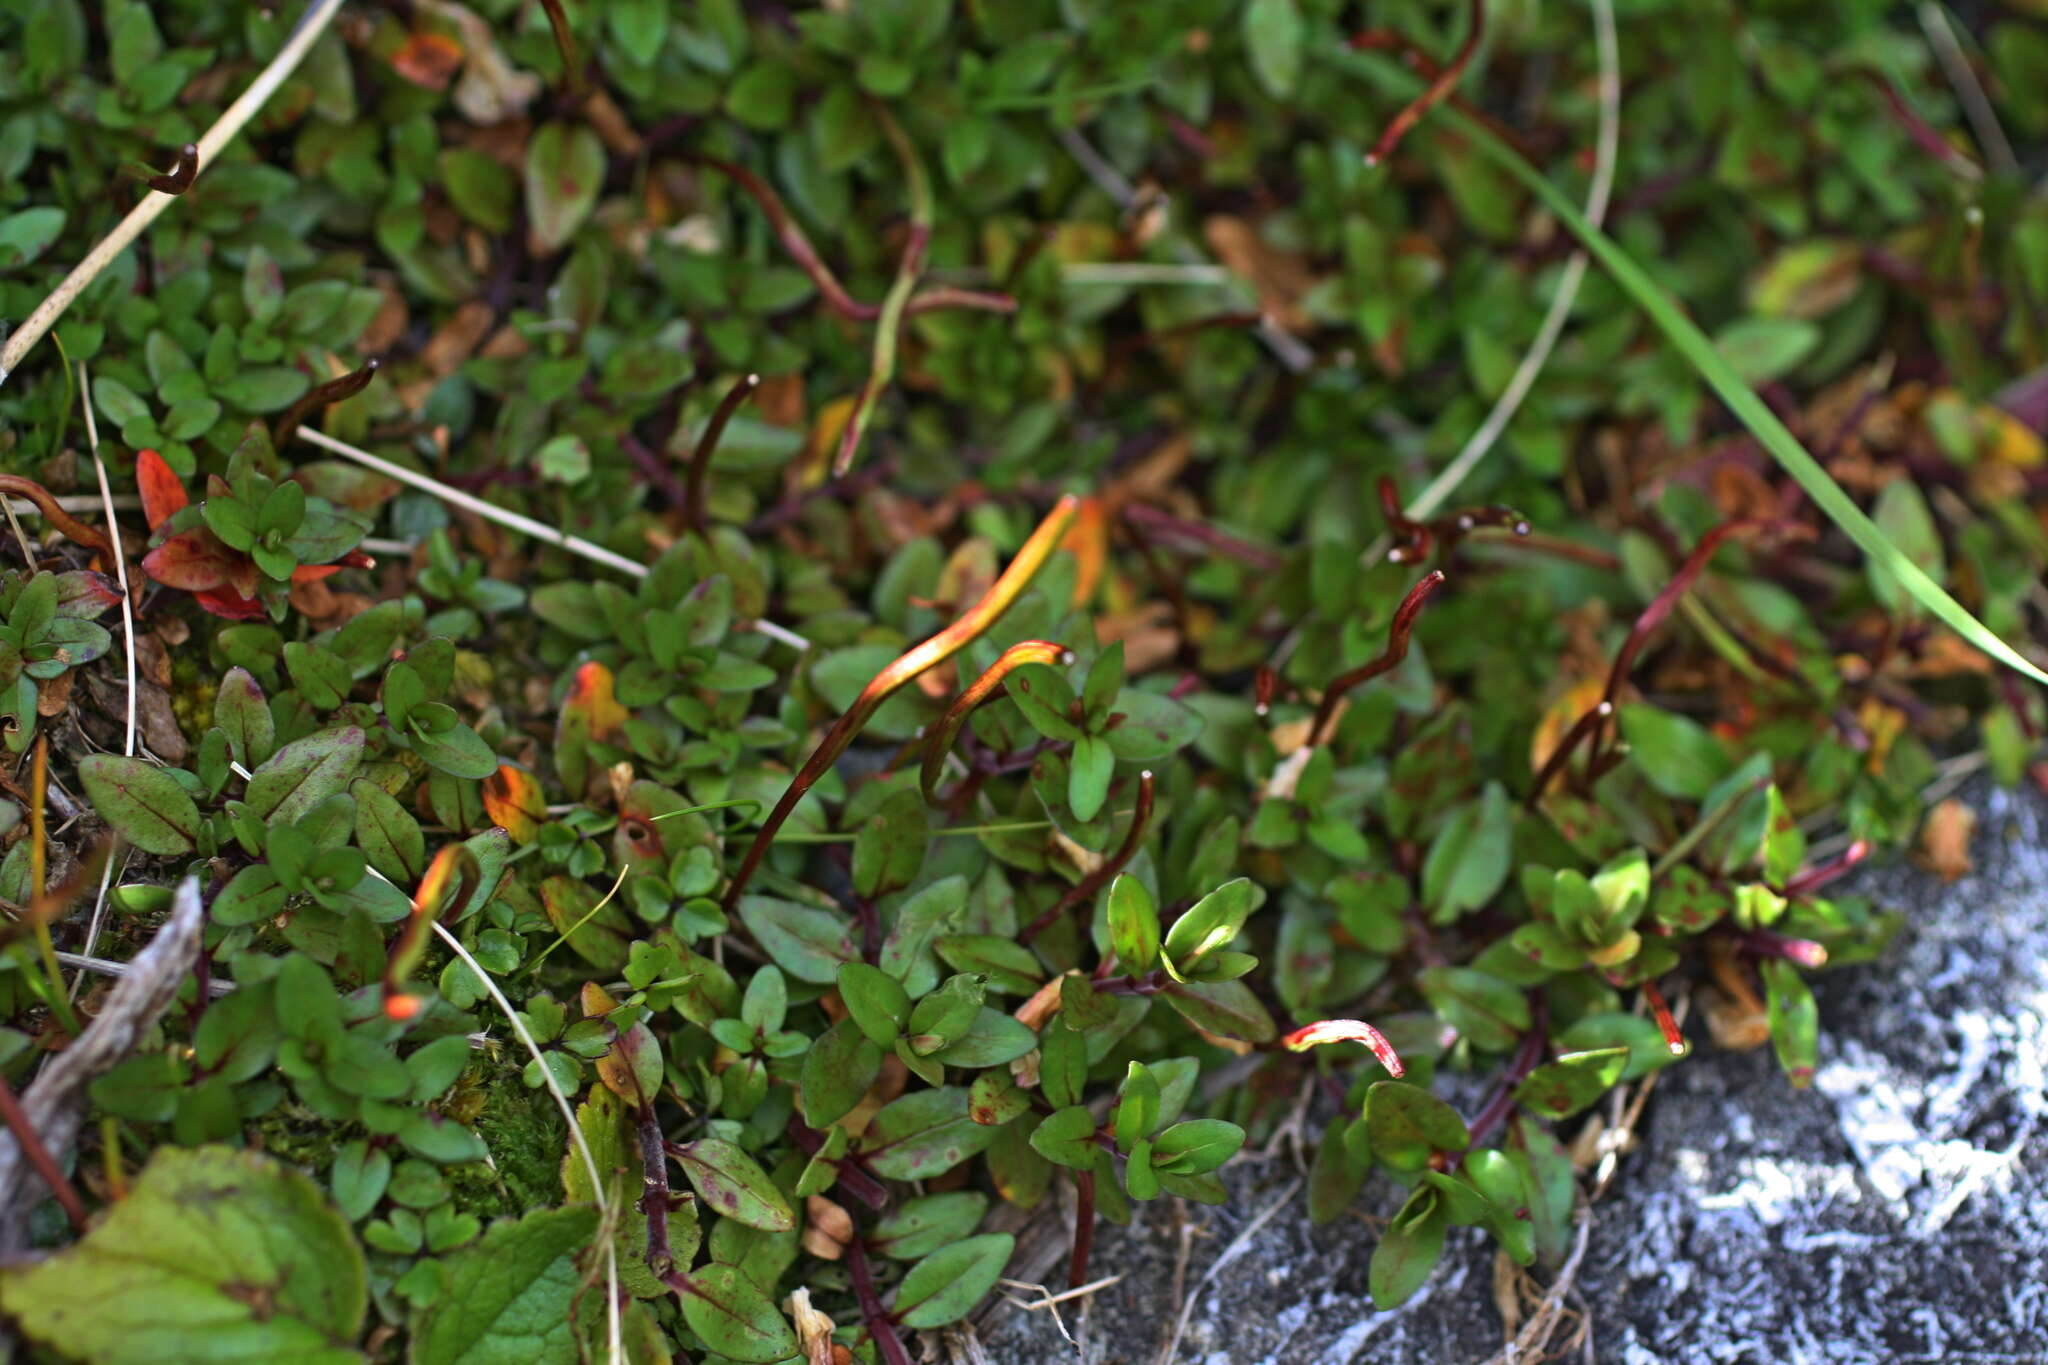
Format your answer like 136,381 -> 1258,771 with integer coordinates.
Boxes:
848,1233 -> 914,1365
1783,840 -> 1870,899
145,142 -> 198,195
1121,501 -> 1282,570
682,373 -> 760,536
1019,771 -> 1156,944
1070,1167 -> 1097,1288
275,358 -> 379,450
1363,0 -> 1487,169
0,1073 -> 88,1233
1465,995 -> 1548,1149
635,1103 -> 675,1274
1641,979 -> 1686,1055
1308,570 -> 1447,747
692,154 -> 1014,322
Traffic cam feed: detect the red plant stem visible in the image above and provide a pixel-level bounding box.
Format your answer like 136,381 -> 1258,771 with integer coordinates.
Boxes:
682,373 -> 760,536
785,1121 -> 891,1209
1121,501 -> 1282,570
1526,700 -> 1612,807
1783,840 -> 1871,898
0,474 -> 120,567
635,1103 -> 674,1274
145,142 -> 198,195
620,432 -> 687,507
1464,996 -> 1548,1150
1379,475 -> 1431,563
1019,771 -> 1156,944
848,1232 -> 914,1365
0,1073 -> 88,1233
1363,0 -> 1486,168
692,154 -> 1014,322
536,0 -> 583,97
1346,30 -> 1537,158
1308,570 -> 1447,747
1535,519 -> 1811,790
1642,979 -> 1686,1054
1858,70 -> 1981,176
920,640 -> 1071,805
1733,927 -> 1829,969
1069,1167 -> 1097,1289
722,497 -> 1079,910
274,358 -> 378,450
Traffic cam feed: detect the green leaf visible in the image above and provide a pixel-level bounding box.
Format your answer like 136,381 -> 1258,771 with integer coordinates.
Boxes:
870,1192 -> 990,1260
738,896 -> 859,983
0,206 -> 66,269
1028,1104 -> 1100,1169
1420,781 -> 1511,922
1866,478 -> 1946,616
930,1006 -> 1038,1067
1463,1148 -> 1536,1266
215,367 -> 310,413
1067,733 -> 1114,822
77,754 -> 202,855
678,1262 -> 799,1363
1365,1080 -> 1470,1173
1160,977 -> 1277,1043
524,123 -> 605,254
838,961 -> 912,1046
1712,316 -> 1820,385
1513,1046 -> 1630,1120
0,1146 -> 365,1364
800,1018 -> 882,1128
1161,877 -> 1257,981
411,1205 -> 600,1363
1369,1185 -> 1447,1309
893,1233 -> 1014,1327
1151,1118 -> 1245,1175
1416,965 -> 1529,1052
861,1087 -> 997,1180
352,779 -> 425,883
852,789 -> 929,897
1242,0 -> 1304,97
246,726 -> 365,825
1617,705 -> 1731,801
1103,689 -> 1204,761
1108,873 -> 1161,975
1323,51 -> 2048,686
670,1137 -> 796,1231
1761,958 -> 1818,1087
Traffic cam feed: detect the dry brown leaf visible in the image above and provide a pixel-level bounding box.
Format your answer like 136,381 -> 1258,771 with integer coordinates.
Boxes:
1202,215 -> 1315,332
422,300 -> 496,377
1914,797 -> 1976,882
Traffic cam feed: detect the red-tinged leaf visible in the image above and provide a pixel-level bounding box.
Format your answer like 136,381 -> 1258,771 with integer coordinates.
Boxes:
77,754 -> 202,856
135,448 -> 188,530
555,660 -> 626,795
289,563 -> 342,584
142,529 -> 236,592
52,571 -> 122,618
669,1137 -> 795,1231
391,30 -> 463,90
481,762 -> 545,844
245,726 -> 366,825
192,587 -> 268,621
1283,1019 -> 1406,1077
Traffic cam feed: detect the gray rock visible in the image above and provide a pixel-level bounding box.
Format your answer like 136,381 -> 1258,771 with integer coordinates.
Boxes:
976,779 -> 2048,1364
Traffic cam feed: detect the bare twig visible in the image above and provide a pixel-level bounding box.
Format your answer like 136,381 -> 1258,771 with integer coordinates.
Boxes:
1364,0 -> 1487,169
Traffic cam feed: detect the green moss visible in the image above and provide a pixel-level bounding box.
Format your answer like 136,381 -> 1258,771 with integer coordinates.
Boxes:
452,1050 -> 566,1218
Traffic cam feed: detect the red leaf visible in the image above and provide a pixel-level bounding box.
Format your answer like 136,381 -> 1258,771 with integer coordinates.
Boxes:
141,530 -> 236,591
192,587 -> 269,621
135,449 -> 188,530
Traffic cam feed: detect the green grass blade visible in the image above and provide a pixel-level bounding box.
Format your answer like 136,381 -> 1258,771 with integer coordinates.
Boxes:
1325,48 -> 2048,686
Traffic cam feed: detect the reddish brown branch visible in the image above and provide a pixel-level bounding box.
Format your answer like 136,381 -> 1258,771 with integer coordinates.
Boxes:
1308,570 -> 1447,747
1361,0 -> 1487,168
0,475 -> 119,568
274,358 -> 378,451
0,1072 -> 88,1233
145,143 -> 198,195
848,1232 -> 913,1365
1070,1166 -> 1097,1288
682,373 -> 760,536
691,155 -> 1014,322
1019,770 -> 1156,945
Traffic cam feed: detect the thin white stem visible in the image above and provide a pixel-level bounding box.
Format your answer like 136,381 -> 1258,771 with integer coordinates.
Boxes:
298,427 -> 649,578
59,948 -> 234,996
1404,0 -> 1622,524
1917,2 -> 2018,175
431,918 -> 622,1365
296,426 -> 812,649
74,362 -> 138,982
0,0 -> 349,386
4,495 -> 142,516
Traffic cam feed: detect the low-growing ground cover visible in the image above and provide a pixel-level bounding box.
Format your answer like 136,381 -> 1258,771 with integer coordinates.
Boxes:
0,1 -> 2044,1362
